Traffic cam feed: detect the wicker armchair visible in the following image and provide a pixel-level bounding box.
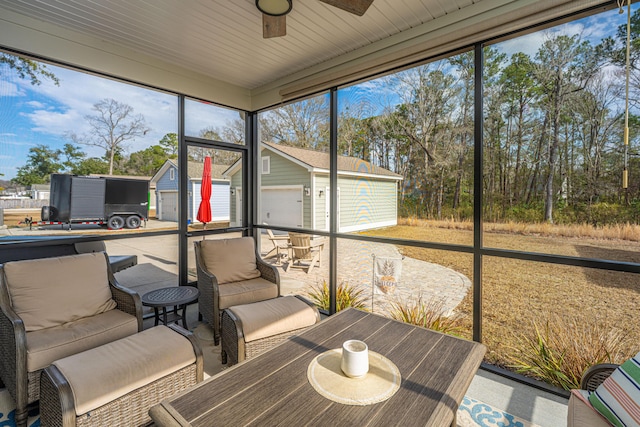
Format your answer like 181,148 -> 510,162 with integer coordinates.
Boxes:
0,252 -> 142,427
567,363 -> 620,427
194,237 -> 280,345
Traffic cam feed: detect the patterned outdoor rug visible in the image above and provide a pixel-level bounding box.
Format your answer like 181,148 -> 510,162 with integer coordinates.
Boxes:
0,388 -> 538,427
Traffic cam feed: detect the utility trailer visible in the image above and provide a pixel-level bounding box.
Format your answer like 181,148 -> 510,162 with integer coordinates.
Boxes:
33,174 -> 149,230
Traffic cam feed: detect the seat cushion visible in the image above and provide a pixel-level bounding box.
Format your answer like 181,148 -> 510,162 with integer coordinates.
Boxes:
199,237 -> 261,284
568,390 -> 613,427
588,351 -> 640,427
4,253 -> 117,331
228,296 -> 319,342
26,309 -> 138,372
52,325 -> 196,416
218,278 -> 278,310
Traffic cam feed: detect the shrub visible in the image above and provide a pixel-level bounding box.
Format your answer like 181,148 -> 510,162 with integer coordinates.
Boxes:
306,280 -> 368,311
509,316 -> 627,390
389,296 -> 464,335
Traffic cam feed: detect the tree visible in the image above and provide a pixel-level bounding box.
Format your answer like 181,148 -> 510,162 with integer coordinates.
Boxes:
1,53 -> 59,86
159,133 -> 178,158
12,145 -> 63,185
72,158 -> 109,176
68,98 -> 150,175
259,96 -> 330,150
534,34 -> 600,223
125,145 -> 169,175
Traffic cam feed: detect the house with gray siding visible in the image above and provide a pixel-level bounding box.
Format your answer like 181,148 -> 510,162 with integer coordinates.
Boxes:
151,159 -> 230,223
225,142 -> 402,232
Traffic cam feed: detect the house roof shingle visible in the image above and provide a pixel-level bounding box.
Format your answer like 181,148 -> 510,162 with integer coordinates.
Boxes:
187,161 -> 228,180
263,142 -> 402,179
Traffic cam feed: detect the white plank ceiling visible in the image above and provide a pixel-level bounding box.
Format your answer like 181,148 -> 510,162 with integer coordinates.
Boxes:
0,0 -> 480,90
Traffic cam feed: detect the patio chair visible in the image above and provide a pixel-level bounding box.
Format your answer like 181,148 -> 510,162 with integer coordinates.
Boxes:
286,232 -> 324,274
194,237 -> 280,345
0,252 -> 143,427
263,227 -> 291,265
567,361 -> 631,427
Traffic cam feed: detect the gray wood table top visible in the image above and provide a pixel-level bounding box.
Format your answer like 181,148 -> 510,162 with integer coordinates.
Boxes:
150,308 -> 486,427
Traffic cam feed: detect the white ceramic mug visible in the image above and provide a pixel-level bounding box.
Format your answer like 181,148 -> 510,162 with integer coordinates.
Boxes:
341,339 -> 369,378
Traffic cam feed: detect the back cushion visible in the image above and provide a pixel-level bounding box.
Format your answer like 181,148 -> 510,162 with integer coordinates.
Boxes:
4,252 -> 117,331
199,237 -> 261,284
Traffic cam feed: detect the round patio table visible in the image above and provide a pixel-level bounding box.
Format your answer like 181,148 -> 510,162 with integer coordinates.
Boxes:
141,286 -> 200,329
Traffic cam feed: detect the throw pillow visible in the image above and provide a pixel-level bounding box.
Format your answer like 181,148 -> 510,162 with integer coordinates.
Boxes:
588,351 -> 640,427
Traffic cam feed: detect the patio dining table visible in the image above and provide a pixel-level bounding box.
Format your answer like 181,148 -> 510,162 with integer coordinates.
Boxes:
149,308 -> 486,427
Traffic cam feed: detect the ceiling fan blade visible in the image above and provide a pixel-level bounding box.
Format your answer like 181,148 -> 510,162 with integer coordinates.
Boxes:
263,14 -> 286,38
319,0 -> 374,16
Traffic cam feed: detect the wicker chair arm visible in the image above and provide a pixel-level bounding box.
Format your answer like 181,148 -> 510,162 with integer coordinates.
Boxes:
167,324 -> 204,382
0,302 -> 26,394
256,255 -> 280,290
109,280 -> 144,331
580,363 -> 619,392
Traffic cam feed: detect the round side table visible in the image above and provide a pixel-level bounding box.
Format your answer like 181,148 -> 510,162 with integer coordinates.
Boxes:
141,286 -> 200,329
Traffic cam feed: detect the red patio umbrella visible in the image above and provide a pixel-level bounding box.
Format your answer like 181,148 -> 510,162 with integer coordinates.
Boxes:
196,156 -> 212,232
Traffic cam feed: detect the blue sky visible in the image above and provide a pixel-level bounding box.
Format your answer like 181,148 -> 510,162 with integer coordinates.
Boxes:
1,5 -> 634,181
0,64 -> 240,180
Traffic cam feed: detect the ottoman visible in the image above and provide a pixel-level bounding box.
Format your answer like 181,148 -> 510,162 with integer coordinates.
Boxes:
221,295 -> 321,366
39,324 -> 203,427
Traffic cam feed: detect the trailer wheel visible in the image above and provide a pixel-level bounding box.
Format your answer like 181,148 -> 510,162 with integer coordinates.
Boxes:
125,215 -> 141,229
108,216 -> 125,230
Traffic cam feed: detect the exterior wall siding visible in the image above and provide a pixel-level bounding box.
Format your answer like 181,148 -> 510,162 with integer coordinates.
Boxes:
313,173 -> 397,232
230,173 -> 242,225
313,174 -> 330,231
229,151 -> 398,231
338,174 -> 398,231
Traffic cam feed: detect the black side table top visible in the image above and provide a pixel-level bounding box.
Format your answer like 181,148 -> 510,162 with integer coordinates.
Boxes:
141,286 -> 200,307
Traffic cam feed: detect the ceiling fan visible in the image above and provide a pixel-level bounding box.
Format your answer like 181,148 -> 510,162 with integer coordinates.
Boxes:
255,0 -> 374,38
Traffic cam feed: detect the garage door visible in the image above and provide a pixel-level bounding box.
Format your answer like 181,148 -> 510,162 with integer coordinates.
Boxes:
261,187 -> 303,228
159,191 -> 178,222
194,182 -> 230,221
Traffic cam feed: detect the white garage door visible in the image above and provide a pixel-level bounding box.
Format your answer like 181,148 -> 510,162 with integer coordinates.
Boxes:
193,182 -> 230,221
261,187 -> 303,228
160,191 -> 178,222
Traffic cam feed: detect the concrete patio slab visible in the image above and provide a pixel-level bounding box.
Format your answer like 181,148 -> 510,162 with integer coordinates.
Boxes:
263,237 -> 471,317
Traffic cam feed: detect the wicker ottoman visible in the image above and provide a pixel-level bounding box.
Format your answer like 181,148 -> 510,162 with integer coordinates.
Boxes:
221,295 -> 321,366
39,324 -> 203,427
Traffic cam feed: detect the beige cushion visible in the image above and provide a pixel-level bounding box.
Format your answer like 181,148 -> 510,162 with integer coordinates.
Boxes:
200,237 -> 261,284
26,309 -> 138,372
218,277 -> 279,309
567,390 -> 613,427
4,253 -> 117,332
229,296 -> 319,342
52,325 -> 196,416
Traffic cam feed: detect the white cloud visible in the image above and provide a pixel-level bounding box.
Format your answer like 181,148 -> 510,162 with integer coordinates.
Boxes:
17,65 -> 180,154
21,108 -> 83,136
25,100 -> 46,109
0,80 -> 24,97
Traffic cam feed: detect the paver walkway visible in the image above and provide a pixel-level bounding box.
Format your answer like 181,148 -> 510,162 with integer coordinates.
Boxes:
261,237 -> 470,317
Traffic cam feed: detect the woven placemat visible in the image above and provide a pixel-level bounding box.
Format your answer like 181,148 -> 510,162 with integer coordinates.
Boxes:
307,348 -> 401,405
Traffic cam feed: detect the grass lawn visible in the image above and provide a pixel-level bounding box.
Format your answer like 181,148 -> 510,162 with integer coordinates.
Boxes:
367,221 -> 640,383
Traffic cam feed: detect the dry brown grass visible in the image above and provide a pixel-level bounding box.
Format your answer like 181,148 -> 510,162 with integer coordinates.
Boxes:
509,315 -> 628,389
398,217 -> 640,242
367,221 -> 640,378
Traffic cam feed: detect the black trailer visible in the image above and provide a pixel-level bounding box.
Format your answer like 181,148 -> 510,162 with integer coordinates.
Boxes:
39,174 -> 149,230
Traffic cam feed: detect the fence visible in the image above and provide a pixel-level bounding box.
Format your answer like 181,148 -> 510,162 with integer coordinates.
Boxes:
0,199 -> 49,209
